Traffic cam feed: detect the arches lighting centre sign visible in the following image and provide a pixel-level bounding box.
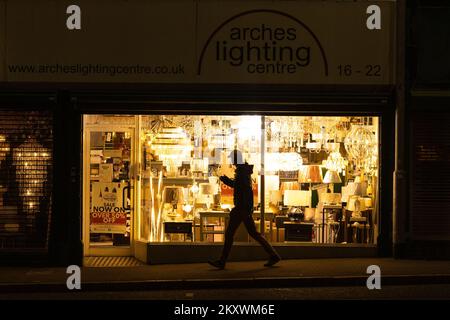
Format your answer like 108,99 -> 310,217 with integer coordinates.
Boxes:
0,0 -> 395,84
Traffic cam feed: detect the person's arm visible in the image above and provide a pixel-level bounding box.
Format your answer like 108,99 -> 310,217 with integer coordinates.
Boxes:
220,175 -> 235,188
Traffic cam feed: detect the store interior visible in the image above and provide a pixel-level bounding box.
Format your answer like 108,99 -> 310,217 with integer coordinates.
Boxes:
84,114 -> 379,248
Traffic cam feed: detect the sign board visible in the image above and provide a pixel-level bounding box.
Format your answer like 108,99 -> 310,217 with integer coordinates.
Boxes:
1,0 -> 395,84
90,182 -> 127,234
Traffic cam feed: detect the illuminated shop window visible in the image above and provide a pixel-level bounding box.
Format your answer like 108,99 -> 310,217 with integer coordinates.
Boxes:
138,115 -> 379,245
83,114 -> 379,247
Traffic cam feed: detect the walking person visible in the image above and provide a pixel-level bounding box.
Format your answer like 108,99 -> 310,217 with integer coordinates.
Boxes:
208,150 -> 281,269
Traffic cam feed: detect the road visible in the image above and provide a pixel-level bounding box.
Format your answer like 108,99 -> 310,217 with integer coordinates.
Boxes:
0,284 -> 449,300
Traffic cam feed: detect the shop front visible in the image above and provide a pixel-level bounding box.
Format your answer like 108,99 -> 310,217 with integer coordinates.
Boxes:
76,92 -> 394,264
0,0 -> 397,265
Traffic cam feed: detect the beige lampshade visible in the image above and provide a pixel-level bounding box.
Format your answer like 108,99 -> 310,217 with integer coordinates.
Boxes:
346,196 -> 366,212
323,170 -> 342,184
353,182 -> 367,196
283,190 -> 310,207
320,192 -> 342,204
199,183 -> 214,195
197,183 -> 214,204
298,165 -> 323,183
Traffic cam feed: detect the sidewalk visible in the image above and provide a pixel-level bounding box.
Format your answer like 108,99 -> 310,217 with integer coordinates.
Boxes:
1,258 -> 450,292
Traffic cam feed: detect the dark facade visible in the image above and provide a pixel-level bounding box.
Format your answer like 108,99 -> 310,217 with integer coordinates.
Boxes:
394,0 -> 450,259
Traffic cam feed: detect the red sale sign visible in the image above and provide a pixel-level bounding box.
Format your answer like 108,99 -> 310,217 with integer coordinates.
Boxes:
90,182 -> 128,234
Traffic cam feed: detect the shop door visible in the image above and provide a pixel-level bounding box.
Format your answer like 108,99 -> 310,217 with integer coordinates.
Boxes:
83,127 -> 135,256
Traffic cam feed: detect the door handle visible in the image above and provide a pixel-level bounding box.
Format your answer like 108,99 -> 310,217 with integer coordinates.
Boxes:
122,185 -> 130,210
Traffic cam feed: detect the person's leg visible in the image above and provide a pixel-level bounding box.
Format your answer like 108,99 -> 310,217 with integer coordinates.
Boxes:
218,209 -> 243,263
243,214 -> 280,259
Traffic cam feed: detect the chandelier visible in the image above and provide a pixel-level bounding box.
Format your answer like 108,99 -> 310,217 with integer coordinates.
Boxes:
344,126 -> 376,171
323,150 -> 348,174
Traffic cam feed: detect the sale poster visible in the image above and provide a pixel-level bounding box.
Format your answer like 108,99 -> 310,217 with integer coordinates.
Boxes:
90,182 -> 127,234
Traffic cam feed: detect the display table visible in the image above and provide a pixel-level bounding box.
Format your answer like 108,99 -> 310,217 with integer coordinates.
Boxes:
283,222 -> 314,242
163,221 -> 193,242
198,211 -> 229,242
321,204 -> 343,243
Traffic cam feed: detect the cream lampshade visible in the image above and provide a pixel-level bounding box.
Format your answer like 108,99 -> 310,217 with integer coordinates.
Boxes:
346,195 -> 366,217
323,170 -> 342,193
197,183 -> 214,209
283,190 -> 310,207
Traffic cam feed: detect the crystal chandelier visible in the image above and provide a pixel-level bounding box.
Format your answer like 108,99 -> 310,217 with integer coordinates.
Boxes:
344,126 -> 376,170
323,150 -> 348,174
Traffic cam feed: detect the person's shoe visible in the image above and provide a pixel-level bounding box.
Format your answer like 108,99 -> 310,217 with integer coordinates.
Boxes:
264,255 -> 281,267
208,259 -> 225,269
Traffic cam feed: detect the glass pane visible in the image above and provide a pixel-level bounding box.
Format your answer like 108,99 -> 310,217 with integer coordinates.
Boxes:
89,130 -> 132,247
135,114 -> 379,246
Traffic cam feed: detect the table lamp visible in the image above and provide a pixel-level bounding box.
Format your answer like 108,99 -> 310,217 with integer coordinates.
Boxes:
283,190 -> 310,221
323,170 -> 342,193
298,165 -> 323,207
346,195 -> 367,218
197,183 -> 214,210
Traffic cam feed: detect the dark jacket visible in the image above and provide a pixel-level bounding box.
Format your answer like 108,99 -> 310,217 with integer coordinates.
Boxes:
220,163 -> 254,212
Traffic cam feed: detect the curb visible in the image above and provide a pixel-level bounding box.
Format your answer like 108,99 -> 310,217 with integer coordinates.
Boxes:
1,274 -> 450,293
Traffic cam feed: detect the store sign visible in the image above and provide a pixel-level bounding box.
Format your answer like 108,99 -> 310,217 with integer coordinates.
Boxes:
0,0 -> 395,84
90,182 -> 127,234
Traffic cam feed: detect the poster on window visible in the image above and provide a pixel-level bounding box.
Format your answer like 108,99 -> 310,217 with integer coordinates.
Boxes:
90,182 -> 127,234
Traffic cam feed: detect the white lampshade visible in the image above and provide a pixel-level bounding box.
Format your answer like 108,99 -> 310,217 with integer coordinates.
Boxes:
283,190 -> 310,207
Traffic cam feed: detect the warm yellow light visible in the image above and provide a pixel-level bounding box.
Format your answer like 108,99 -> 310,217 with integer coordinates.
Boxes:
190,184 -> 199,194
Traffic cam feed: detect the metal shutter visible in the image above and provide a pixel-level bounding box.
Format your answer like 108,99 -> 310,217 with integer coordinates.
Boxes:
411,111 -> 450,240
0,111 -> 53,249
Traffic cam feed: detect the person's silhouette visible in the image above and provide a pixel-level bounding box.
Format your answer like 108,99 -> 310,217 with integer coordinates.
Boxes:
208,150 -> 281,269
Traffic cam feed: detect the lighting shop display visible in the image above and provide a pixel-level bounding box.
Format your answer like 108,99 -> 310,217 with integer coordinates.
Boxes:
149,124 -> 192,177
129,115 -> 379,245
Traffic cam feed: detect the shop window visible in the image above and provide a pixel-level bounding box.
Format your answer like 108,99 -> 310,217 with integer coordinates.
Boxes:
138,115 -> 379,245
83,114 -> 379,247
0,111 -> 53,249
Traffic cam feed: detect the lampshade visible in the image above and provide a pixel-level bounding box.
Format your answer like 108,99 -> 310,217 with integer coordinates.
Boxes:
199,183 -> 214,195
269,190 -> 282,204
320,193 -> 342,204
298,165 -> 323,183
283,190 -> 310,207
353,182 -> 367,196
323,170 -> 342,184
346,196 -> 367,212
162,186 -> 184,204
